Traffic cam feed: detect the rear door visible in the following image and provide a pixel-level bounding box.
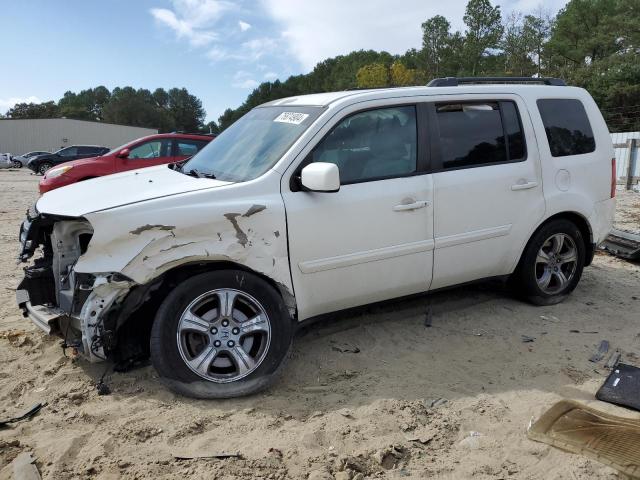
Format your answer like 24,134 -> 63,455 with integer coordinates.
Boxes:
429,95 -> 545,289
282,102 -> 435,320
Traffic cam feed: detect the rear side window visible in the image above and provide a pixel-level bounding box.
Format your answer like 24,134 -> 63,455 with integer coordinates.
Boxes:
537,99 -> 595,157
175,139 -> 209,156
435,101 -> 525,170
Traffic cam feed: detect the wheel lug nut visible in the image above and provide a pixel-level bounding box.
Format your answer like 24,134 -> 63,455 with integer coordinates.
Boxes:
227,340 -> 235,347
232,327 -> 240,335
210,327 -> 218,334
213,340 -> 221,347
221,319 -> 229,327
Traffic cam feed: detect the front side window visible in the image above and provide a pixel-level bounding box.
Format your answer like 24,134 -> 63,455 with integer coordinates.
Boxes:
311,106 -> 417,184
129,140 -> 170,159
435,101 -> 525,170
537,99 -> 595,157
183,106 -> 322,182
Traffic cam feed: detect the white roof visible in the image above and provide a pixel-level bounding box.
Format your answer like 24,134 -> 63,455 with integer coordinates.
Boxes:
261,84 -> 585,108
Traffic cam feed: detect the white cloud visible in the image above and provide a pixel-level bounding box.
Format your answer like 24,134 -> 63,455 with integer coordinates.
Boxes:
231,70 -> 259,88
151,0 -> 232,47
238,20 -> 251,31
261,0 -> 567,71
206,46 -> 230,61
233,78 -> 260,89
241,37 -> 278,60
206,37 -> 279,63
0,96 -> 42,112
264,71 -> 278,80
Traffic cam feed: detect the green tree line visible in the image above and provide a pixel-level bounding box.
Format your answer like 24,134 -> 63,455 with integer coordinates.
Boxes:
3,0 -> 639,133
220,0 -> 640,133
4,86 -> 216,134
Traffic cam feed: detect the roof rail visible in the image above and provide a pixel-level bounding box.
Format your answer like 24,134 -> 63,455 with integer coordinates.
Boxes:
170,131 -> 217,136
427,77 -> 567,87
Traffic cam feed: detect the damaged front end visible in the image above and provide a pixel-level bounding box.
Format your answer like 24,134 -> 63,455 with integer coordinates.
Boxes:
16,206 -> 133,362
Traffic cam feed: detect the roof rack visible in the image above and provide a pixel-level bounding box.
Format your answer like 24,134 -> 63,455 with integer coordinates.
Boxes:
427,77 -> 566,87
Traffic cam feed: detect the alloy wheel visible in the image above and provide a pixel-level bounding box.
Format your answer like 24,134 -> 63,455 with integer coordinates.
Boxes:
535,233 -> 578,295
176,288 -> 271,383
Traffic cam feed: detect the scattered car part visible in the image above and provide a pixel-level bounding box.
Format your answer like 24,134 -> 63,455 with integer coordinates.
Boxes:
589,340 -> 610,363
605,351 -> 622,369
528,400 -> 640,478
0,403 -> 45,428
596,363 -> 640,412
12,452 -> 41,480
173,451 -> 242,460
600,228 -> 640,260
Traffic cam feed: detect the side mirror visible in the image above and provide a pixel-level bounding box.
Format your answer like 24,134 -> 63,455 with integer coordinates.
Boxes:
300,162 -> 340,192
117,148 -> 130,159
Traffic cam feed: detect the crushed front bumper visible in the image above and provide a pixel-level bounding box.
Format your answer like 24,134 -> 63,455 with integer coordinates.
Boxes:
16,289 -> 67,334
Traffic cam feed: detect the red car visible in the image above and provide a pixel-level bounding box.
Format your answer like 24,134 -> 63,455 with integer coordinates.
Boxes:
39,133 -> 214,193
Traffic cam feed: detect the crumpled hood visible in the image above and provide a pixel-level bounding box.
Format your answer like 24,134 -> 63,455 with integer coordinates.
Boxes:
37,165 -> 231,217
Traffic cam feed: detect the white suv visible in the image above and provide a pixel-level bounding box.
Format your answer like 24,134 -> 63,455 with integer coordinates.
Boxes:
17,77 -> 615,398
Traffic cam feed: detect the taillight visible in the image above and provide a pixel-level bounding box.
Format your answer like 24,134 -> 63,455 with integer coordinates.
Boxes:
611,157 -> 616,198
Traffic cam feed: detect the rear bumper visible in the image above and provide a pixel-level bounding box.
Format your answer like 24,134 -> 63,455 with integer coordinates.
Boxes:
589,197 -> 616,246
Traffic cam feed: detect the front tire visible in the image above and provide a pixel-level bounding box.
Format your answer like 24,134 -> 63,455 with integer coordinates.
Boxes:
513,219 -> 585,306
12,160 -> 22,168
150,270 -> 293,398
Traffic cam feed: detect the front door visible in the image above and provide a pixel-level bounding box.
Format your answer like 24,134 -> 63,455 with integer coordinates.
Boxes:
120,138 -> 173,171
282,104 -> 435,320
429,96 -> 545,289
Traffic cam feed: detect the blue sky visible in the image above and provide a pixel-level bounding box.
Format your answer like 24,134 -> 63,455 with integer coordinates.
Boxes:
0,0 -> 567,123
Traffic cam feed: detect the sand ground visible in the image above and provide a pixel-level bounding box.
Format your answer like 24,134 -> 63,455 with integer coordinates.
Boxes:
0,169 -> 639,479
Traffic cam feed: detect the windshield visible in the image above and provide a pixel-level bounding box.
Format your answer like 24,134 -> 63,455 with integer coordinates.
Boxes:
182,106 -> 322,182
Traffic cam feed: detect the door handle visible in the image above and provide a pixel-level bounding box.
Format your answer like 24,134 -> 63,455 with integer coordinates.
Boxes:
393,200 -> 430,212
511,181 -> 538,191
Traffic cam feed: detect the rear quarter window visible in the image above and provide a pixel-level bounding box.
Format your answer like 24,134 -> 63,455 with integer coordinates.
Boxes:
537,99 -> 595,157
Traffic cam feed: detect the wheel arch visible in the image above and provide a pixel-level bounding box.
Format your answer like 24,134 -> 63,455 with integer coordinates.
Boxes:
515,211 -> 594,273
110,260 -> 296,363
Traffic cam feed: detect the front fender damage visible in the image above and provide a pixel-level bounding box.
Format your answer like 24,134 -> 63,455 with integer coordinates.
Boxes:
81,203 -> 295,315
79,275 -> 134,362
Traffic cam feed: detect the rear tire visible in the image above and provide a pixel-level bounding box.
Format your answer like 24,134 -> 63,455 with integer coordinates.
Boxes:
513,219 -> 585,306
38,162 -> 52,175
150,270 -> 293,399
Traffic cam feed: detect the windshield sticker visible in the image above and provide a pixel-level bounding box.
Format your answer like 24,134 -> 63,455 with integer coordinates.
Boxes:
274,112 -> 309,125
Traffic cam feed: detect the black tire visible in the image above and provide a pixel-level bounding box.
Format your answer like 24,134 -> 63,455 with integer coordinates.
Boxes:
150,269 -> 293,399
513,219 -> 585,306
12,160 -> 22,168
38,162 -> 52,175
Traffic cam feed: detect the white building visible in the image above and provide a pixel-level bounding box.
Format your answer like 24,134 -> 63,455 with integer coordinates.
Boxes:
0,118 -> 157,155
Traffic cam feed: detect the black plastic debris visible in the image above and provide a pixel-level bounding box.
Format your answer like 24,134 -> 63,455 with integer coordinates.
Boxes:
589,340 -> 609,363
521,335 -> 536,343
0,403 -> 45,428
424,302 -> 433,328
596,363 -> 640,412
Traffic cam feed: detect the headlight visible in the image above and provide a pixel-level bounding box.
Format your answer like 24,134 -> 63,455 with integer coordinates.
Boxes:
45,165 -> 73,179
